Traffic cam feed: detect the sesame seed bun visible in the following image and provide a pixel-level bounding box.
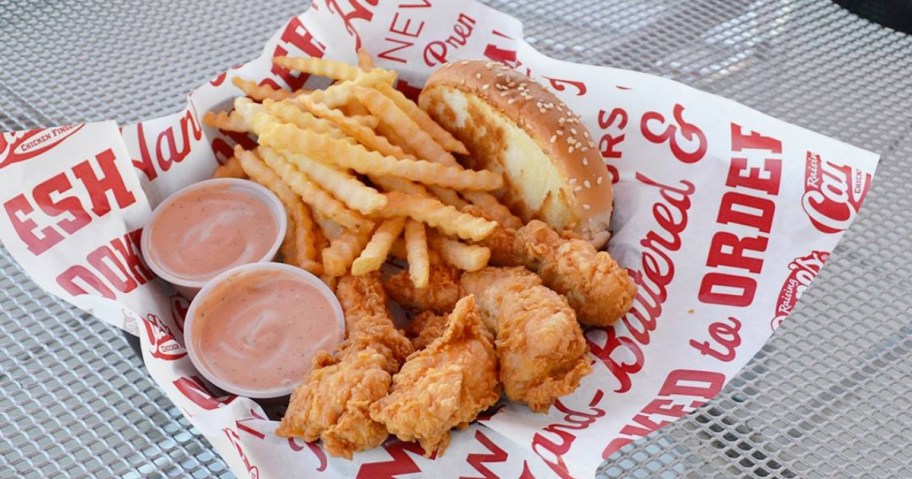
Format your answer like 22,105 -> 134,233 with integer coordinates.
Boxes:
419,60 -> 613,248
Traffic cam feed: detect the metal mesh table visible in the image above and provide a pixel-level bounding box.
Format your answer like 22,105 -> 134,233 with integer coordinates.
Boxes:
1,1 -> 910,477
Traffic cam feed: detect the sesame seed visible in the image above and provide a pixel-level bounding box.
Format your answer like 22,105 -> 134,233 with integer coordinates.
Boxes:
558,118 -> 566,124
550,135 -> 557,143
461,60 -> 470,65
582,158 -> 589,165
569,177 -> 579,184
582,203 -> 591,210
496,72 -> 504,77
584,180 -> 591,188
539,108 -> 547,113
475,72 -> 482,79
574,186 -> 583,193
569,146 -> 575,153
508,98 -> 517,104
597,176 -> 604,185
570,128 -> 578,135
583,131 -> 590,138
556,130 -> 563,135
496,84 -> 507,90
482,84 -> 490,90
581,146 -> 589,152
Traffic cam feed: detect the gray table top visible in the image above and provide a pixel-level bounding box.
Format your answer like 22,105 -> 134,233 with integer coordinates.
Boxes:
2,1 -> 911,478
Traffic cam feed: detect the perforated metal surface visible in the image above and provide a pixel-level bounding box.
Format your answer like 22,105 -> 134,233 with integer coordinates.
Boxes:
1,1 -> 910,478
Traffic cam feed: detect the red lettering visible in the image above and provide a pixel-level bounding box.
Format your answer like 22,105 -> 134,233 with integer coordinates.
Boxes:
658,369 -> 725,399
706,232 -> 767,273
717,191 -> 775,233
56,265 -> 115,299
423,14 -> 476,66
389,12 -> 424,37
3,194 -> 64,255
640,104 -> 707,163
33,172 -> 91,235
72,149 -> 136,217
272,17 -> 326,91
730,123 -> 782,154
378,37 -> 413,64
698,273 -> 756,306
87,245 -> 138,294
326,0 -> 378,52
689,316 -> 742,362
727,158 -> 782,195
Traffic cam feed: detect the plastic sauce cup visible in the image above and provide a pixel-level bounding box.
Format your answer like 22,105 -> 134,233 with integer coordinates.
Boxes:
141,178 -> 287,298
183,262 -> 345,399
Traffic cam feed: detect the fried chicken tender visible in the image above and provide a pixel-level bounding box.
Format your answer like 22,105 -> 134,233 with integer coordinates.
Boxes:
276,273 -> 413,458
468,207 -> 635,327
370,296 -> 500,456
383,264 -> 463,313
461,267 -> 591,412
407,310 -> 449,351
517,220 -> 636,327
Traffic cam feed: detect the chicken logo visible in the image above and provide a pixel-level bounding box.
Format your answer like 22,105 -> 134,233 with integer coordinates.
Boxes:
802,152 -> 871,234
0,125 -> 84,169
771,250 -> 829,331
141,313 -> 187,361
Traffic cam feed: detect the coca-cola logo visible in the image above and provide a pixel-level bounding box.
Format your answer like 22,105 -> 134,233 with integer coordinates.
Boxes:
802,152 -> 871,234
0,125 -> 85,169
771,250 -> 829,331
141,313 -> 187,361
173,376 -> 236,410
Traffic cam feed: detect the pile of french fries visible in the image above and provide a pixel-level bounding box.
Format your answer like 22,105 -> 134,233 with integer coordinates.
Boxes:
204,51 -> 516,288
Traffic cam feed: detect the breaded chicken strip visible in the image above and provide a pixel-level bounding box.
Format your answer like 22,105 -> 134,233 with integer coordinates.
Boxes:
461,267 -> 591,412
276,273 -> 413,458
383,264 -> 463,313
370,295 -> 499,456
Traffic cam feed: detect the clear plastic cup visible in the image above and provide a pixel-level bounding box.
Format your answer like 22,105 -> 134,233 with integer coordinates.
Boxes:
183,262 -> 345,399
140,178 -> 287,299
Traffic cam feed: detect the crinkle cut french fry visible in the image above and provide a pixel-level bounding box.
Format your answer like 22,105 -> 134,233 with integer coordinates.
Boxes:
232,77 -> 299,102
203,111 -> 249,132
351,217 -> 406,275
260,146 -> 387,215
257,122 -> 502,191
212,156 -> 247,179
354,87 -> 459,167
357,48 -> 375,71
256,146 -> 367,231
301,68 -> 396,109
323,226 -> 375,277
378,192 -> 496,242
232,147 -> 320,272
390,238 -> 441,264
274,56 -> 363,82
262,99 -> 350,141
349,114 -> 379,129
462,191 -> 523,229
313,210 -> 346,243
292,96 -> 410,159
371,176 -> 429,197
428,186 -> 466,208
404,219 -> 430,288
428,231 -> 491,272
377,83 -> 468,155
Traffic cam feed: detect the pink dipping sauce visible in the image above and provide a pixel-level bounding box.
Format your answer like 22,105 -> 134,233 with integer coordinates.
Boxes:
189,267 -> 344,394
147,184 -> 278,282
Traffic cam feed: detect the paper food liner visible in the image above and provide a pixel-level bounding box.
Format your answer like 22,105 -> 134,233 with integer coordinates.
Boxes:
0,2 -> 879,478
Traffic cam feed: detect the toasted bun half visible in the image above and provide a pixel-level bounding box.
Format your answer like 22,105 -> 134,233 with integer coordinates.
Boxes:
419,60 -> 613,247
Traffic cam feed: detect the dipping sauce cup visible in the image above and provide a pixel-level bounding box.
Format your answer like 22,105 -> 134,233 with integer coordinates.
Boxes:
141,178 -> 287,298
184,262 -> 345,399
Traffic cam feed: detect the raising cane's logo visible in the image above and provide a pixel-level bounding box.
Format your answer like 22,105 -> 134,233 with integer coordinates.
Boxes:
0,125 -> 85,169
771,250 -> 829,331
173,376 -> 236,410
802,152 -> 871,234
141,313 -> 187,361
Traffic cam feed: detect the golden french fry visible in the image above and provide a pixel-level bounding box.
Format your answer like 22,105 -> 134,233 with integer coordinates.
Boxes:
232,77 -> 299,101
428,186 -> 466,208
301,68 -> 396,108
351,217 -> 406,275
292,96 -> 408,158
255,146 -> 367,230
212,156 -> 247,179
323,226 -> 375,277
349,114 -> 379,129
391,237 -> 441,264
404,219 -> 430,288
370,176 -> 428,196
357,48 -> 375,71
313,210 -> 345,242
355,87 -> 459,167
378,192 -> 496,241
274,56 -> 362,82
462,191 -> 523,229
203,111 -> 249,132
257,122 -> 502,191
338,101 -> 371,118
232,147 -> 320,268
428,231 -> 491,272
261,99 -> 350,140
260,146 -> 387,215
376,83 -> 468,155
